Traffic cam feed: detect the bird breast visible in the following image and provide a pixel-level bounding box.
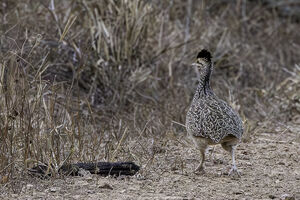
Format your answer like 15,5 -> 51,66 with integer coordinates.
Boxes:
186,95 -> 243,143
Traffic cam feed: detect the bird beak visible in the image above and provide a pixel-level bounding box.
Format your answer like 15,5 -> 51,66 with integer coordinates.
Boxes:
191,62 -> 199,67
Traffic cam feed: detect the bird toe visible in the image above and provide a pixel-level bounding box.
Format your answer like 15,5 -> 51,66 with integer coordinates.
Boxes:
228,166 -> 241,177
194,166 -> 205,175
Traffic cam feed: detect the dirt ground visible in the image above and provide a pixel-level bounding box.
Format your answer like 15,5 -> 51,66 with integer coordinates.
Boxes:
1,122 -> 299,200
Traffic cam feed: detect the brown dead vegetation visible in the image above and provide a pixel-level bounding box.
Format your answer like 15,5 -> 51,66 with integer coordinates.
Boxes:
0,0 -> 299,197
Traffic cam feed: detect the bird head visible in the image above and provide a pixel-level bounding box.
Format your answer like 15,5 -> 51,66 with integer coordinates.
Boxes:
191,49 -> 212,70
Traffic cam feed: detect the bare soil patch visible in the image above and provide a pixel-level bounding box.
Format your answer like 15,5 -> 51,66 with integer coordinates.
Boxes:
1,123 -> 299,200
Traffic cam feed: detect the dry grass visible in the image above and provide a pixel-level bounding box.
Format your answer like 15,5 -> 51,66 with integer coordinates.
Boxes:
0,0 -> 299,193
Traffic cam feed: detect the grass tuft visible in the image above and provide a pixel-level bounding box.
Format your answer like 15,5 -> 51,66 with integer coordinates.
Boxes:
0,0 -> 299,189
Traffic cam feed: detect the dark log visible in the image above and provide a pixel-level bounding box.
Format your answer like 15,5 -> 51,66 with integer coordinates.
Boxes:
29,161 -> 140,178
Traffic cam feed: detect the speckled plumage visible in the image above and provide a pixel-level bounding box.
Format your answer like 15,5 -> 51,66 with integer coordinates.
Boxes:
186,49 -> 243,175
186,87 -> 243,143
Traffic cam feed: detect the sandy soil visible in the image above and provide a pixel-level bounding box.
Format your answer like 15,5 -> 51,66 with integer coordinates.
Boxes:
1,122 -> 299,200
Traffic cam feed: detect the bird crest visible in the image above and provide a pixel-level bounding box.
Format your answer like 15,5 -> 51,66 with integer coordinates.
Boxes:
196,49 -> 211,63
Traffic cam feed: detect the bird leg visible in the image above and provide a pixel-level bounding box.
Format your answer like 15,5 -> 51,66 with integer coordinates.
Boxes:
190,136 -> 208,174
194,148 -> 206,173
228,145 -> 240,177
221,141 -> 241,176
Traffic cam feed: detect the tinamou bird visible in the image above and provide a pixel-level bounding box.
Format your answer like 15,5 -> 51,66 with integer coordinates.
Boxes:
186,49 -> 243,175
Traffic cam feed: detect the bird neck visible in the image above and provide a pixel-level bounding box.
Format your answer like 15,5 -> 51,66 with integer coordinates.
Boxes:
196,63 -> 212,96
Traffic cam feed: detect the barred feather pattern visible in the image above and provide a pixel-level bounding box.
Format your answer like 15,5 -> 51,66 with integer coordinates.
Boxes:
186,57 -> 243,143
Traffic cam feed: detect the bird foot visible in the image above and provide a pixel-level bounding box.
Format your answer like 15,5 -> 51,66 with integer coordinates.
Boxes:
194,166 -> 205,175
228,165 -> 241,177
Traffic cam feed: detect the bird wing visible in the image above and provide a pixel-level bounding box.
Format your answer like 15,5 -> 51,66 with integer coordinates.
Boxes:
189,97 -> 243,143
